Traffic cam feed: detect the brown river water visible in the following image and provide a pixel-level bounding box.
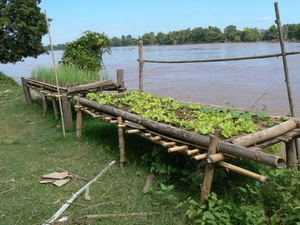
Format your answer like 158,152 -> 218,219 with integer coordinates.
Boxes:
2,42 -> 300,117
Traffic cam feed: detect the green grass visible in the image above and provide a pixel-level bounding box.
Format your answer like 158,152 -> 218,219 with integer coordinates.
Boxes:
30,65 -> 109,87
2,83 -> 300,224
0,84 -> 190,225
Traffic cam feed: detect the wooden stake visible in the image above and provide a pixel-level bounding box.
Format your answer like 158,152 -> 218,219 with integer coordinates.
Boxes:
143,173 -> 156,194
21,77 -> 32,105
61,95 -> 73,129
44,10 -> 65,136
117,69 -> 125,93
51,97 -> 59,119
274,2 -> 300,170
43,161 -> 116,225
138,40 -> 144,92
200,135 -> 218,205
76,100 -> 83,138
285,140 -> 297,169
118,117 -> 126,168
42,94 -> 48,114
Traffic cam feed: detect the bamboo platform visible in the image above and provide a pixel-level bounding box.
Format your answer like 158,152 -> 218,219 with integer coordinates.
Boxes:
21,70 -> 126,128
73,96 -> 300,181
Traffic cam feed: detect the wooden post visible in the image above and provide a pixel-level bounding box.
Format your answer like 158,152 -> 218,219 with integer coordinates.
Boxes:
274,2 -> 300,169
285,140 -> 297,169
51,97 -> 59,119
200,135 -> 218,205
61,95 -> 73,129
21,77 -> 32,105
42,94 -> 48,114
76,99 -> 83,138
118,117 -> 126,167
138,40 -> 144,92
117,69 -> 125,93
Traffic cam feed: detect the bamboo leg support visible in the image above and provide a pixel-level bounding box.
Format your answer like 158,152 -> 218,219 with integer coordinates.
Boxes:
21,77 -> 32,105
42,94 -> 48,114
52,97 -> 59,119
285,140 -> 298,169
76,107 -> 83,138
200,135 -> 218,205
118,117 -> 126,168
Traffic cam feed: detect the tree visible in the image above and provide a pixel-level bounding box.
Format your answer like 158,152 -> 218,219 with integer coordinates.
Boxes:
60,31 -> 111,72
241,28 -> 261,42
0,0 -> 48,64
261,25 -> 278,40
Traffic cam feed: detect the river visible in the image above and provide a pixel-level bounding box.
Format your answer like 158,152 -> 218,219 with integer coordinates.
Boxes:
1,42 -> 300,117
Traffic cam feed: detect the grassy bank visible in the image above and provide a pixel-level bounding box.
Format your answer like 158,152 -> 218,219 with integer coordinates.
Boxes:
0,84 -> 189,225
1,83 -> 300,225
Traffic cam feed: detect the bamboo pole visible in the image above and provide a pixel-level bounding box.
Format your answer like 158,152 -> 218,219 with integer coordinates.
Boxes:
200,136 -> 218,205
285,140 -> 297,169
43,161 -> 116,225
274,2 -> 300,169
137,51 -> 299,64
118,117 -> 126,167
138,40 -> 144,92
217,161 -> 269,183
168,145 -> 187,152
232,119 -> 297,147
44,10 -> 65,136
206,153 -> 226,163
193,153 -> 208,161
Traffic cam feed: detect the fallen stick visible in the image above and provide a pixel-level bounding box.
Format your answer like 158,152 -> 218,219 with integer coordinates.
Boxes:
84,210 -> 185,219
56,167 -> 89,182
143,173 -> 155,193
0,187 -> 15,194
63,202 -> 86,207
43,160 -> 116,225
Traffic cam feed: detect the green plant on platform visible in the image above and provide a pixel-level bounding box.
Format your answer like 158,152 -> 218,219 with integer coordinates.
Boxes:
87,91 -> 282,139
31,65 -> 108,87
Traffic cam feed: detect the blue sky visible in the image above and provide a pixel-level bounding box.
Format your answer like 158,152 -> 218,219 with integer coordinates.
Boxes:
39,0 -> 299,45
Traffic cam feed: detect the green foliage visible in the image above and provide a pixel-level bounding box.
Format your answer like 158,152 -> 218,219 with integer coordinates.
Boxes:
0,72 -> 18,86
87,91 -> 283,139
177,190 -> 267,225
60,31 -> 111,72
31,65 -> 108,87
0,0 -> 48,64
260,167 -> 300,224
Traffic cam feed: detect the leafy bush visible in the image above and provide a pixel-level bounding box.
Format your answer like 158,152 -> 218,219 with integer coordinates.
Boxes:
0,72 -> 19,86
60,31 -> 111,72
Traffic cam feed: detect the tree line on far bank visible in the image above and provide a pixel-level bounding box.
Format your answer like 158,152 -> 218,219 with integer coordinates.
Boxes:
44,23 -> 300,51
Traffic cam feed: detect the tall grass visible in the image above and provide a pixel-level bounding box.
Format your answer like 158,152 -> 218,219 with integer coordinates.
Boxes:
31,65 -> 109,87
